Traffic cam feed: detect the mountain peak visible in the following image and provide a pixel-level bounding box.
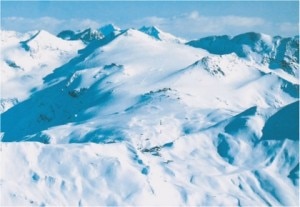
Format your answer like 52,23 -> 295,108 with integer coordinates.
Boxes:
22,30 -> 59,45
19,29 -> 84,54
30,30 -> 54,40
98,24 -> 121,36
139,25 -> 185,43
57,28 -> 104,43
231,32 -> 273,46
139,26 -> 162,40
140,26 -> 160,32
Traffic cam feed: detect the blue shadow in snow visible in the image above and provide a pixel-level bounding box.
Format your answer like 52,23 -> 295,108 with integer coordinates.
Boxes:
261,101 -> 299,141
224,106 -> 257,135
0,33 -> 123,143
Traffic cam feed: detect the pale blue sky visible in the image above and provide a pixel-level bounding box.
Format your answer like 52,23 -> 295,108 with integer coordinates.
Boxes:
1,1 -> 299,39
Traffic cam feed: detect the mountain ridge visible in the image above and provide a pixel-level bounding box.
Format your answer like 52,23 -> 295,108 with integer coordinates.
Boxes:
0,25 -> 299,206
187,32 -> 299,78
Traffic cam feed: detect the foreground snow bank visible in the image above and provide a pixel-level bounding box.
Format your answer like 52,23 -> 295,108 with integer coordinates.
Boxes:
1,135 -> 298,206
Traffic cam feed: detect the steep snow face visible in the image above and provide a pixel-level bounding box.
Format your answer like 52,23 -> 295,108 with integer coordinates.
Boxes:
139,26 -> 186,43
0,27 -> 299,206
187,33 -> 299,78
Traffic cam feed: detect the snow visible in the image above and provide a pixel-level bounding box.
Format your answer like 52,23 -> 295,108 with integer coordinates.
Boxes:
1,30 -> 84,112
139,26 -> 186,43
57,28 -> 105,43
187,32 -> 299,79
0,25 -> 299,206
99,24 -> 121,36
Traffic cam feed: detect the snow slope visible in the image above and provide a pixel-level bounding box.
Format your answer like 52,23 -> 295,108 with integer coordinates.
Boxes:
139,26 -> 186,43
1,26 -> 299,206
187,32 -> 299,78
1,30 -> 84,112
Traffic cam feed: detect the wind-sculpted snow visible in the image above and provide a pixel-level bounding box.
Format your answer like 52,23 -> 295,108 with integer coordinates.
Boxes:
0,26 -> 299,206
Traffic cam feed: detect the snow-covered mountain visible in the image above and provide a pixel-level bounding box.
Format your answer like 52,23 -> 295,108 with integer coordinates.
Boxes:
1,30 -> 85,112
0,25 -> 299,206
187,32 -> 299,78
139,26 -> 186,43
57,28 -> 104,43
57,24 -> 121,43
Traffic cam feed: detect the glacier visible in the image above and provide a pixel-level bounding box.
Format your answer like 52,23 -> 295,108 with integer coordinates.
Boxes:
0,25 -> 299,206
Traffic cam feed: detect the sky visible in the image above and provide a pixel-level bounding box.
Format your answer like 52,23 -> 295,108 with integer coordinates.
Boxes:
1,1 -> 299,39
